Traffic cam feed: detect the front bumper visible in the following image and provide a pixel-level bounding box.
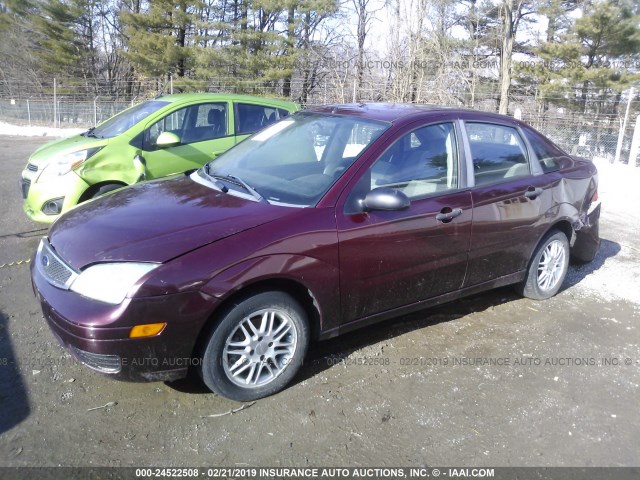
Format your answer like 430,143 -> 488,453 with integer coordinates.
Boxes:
31,258 -> 218,382
21,170 -> 90,223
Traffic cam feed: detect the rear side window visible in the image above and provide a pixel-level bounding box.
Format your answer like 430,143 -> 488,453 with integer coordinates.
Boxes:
235,103 -> 280,135
466,123 -> 530,186
523,128 -> 562,173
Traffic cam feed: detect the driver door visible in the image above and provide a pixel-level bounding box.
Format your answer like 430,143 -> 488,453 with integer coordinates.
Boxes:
142,102 -> 234,179
336,121 -> 472,323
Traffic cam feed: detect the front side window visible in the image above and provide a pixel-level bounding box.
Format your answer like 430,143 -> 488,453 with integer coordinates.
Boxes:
466,122 -> 530,186
146,102 -> 227,148
202,113 -> 389,206
367,122 -> 459,200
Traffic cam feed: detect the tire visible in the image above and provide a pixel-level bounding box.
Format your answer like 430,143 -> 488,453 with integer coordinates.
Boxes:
516,230 -> 570,300
90,183 -> 124,199
199,291 -> 309,401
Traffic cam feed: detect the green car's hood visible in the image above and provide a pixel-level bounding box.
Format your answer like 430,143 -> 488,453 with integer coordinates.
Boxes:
29,134 -> 109,166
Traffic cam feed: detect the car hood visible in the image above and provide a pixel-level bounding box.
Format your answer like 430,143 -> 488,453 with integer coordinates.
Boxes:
29,134 -> 108,166
49,175 -> 289,269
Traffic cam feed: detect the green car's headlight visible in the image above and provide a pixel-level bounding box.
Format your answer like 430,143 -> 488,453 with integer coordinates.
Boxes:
70,262 -> 159,305
39,147 -> 103,180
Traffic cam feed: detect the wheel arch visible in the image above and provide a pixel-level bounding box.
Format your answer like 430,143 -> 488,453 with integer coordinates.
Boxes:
523,219 -> 574,274
190,277 -> 322,361
549,219 -> 574,245
78,180 -> 129,203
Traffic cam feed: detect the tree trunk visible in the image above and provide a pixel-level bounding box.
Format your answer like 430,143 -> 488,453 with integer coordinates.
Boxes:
498,0 -> 514,115
282,4 -> 296,98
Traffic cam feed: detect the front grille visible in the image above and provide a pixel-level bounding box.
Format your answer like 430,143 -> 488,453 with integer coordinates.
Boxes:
36,238 -> 78,289
20,178 -> 31,199
70,345 -> 122,374
27,163 -> 38,172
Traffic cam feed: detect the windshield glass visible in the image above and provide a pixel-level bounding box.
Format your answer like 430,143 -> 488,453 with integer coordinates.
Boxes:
90,100 -> 169,138
203,112 -> 389,206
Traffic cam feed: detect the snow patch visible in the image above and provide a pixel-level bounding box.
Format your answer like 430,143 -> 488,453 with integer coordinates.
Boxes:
567,159 -> 640,306
0,121 -> 86,138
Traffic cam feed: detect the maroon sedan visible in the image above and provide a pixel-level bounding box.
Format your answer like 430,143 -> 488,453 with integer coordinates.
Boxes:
31,104 -> 600,401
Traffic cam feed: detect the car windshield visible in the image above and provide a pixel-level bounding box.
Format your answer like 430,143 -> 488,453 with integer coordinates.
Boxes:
203,112 -> 389,207
89,100 -> 169,139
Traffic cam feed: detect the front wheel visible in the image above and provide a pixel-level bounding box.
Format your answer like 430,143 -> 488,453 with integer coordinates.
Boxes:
517,230 -> 570,300
199,291 -> 309,401
90,183 -> 124,199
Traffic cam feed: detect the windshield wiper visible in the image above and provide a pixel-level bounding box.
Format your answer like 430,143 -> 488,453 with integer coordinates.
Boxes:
203,164 -> 229,193
209,172 -> 266,203
226,175 -> 265,203
82,127 -> 97,138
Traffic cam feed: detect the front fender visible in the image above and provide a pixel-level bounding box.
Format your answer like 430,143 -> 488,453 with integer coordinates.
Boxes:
201,254 -> 341,335
76,150 -> 140,186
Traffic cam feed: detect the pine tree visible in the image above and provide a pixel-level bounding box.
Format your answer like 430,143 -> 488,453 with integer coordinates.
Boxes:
0,0 -> 41,94
526,0 -> 640,115
31,0 -> 101,84
121,0 -> 203,79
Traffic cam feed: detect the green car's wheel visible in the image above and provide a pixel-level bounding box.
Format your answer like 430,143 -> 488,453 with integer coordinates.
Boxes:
78,183 -> 126,203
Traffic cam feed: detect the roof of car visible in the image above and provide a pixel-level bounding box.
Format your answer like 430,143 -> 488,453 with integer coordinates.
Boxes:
157,93 -> 299,109
305,103 -> 519,124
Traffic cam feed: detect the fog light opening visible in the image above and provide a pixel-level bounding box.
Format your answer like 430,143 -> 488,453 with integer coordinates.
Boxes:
129,323 -> 167,338
41,197 -> 65,215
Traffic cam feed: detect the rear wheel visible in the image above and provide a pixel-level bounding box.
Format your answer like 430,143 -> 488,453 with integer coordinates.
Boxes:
199,291 -> 309,401
517,230 -> 570,300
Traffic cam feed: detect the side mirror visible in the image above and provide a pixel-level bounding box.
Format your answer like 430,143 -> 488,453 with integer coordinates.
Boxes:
362,187 -> 410,211
156,131 -> 181,147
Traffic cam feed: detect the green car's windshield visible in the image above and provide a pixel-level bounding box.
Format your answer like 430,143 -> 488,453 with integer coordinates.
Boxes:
204,112 -> 389,207
89,100 -> 169,139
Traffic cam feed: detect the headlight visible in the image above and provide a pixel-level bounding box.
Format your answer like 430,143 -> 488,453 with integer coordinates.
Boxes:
39,147 -> 103,180
70,262 -> 159,305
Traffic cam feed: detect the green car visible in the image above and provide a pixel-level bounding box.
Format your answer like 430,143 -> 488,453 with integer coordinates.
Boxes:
20,93 -> 299,223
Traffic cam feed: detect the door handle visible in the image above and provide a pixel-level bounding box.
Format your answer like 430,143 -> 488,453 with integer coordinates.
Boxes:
211,151 -> 224,159
524,187 -> 543,199
436,207 -> 463,223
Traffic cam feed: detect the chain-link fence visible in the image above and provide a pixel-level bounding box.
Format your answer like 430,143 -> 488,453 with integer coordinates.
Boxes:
1,76 -> 638,166
534,116 -> 633,165
0,98 -> 136,127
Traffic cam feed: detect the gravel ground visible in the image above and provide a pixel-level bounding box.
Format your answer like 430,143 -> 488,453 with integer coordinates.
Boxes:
0,136 -> 638,467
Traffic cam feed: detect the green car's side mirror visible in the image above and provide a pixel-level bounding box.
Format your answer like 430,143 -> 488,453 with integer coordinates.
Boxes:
156,131 -> 181,148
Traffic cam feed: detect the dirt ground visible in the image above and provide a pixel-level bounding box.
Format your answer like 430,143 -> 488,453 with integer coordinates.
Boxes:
0,136 -> 638,467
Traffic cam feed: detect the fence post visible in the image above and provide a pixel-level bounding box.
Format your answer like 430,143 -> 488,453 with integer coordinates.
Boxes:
614,87 -> 634,164
53,78 -> 57,128
629,115 -> 640,168
27,99 -> 31,127
352,77 -> 356,103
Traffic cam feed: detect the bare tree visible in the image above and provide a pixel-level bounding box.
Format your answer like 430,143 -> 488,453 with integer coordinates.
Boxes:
350,0 -> 380,101
498,0 -> 534,114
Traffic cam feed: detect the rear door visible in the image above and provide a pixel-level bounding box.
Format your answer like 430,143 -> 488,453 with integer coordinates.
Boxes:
336,119 -> 472,322
460,118 -> 556,287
